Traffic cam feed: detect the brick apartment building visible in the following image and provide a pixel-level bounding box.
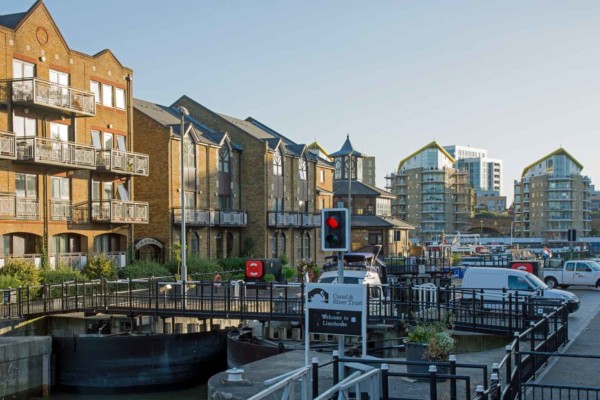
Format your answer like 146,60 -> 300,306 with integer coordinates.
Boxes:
171,96 -> 334,266
0,1 -> 149,268
133,99 -> 246,261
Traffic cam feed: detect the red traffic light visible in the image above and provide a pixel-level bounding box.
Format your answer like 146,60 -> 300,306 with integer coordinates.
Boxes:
325,216 -> 340,229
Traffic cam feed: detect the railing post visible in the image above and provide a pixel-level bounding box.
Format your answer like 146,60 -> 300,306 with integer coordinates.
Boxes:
490,372 -> 500,400
429,365 -> 438,400
26,285 -> 30,316
381,363 -> 389,400
449,354 -> 457,400
17,286 -> 23,318
43,284 -> 48,313
332,350 -> 339,385
529,321 -> 535,352
61,282 -> 65,312
506,341 -> 514,399
475,385 -> 485,400
128,278 -> 133,313
508,292 -> 513,333
311,357 -> 319,399
74,279 -> 79,310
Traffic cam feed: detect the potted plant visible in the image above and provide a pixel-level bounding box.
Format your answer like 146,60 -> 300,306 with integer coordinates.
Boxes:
405,322 -> 455,377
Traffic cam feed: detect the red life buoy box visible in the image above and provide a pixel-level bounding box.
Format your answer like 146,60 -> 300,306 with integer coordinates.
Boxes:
245,260 -> 264,279
511,262 -> 534,274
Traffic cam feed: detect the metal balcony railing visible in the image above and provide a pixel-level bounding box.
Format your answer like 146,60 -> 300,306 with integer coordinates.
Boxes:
96,149 -> 149,176
91,200 -> 148,224
11,78 -> 95,117
300,213 -> 321,227
0,131 -> 16,159
16,137 -> 96,169
268,211 -> 300,228
50,200 -> 72,221
215,210 -> 247,227
17,197 -> 39,220
172,208 -> 214,226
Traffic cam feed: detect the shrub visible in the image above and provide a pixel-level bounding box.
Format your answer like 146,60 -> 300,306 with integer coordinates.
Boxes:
82,256 -> 117,280
231,273 -> 245,281
217,257 -> 246,271
0,275 -> 22,289
263,273 -> 276,283
41,265 -> 83,285
282,266 -> 295,281
186,255 -> 220,275
118,261 -> 170,280
242,237 -> 255,257
1,259 -> 41,287
407,322 -> 455,361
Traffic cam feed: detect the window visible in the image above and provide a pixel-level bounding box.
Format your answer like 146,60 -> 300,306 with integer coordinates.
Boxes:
102,84 -> 113,107
299,158 -> 307,181
50,122 -> 69,141
273,150 -> 283,176
218,147 -> 230,173
13,114 -> 36,137
16,173 -> 37,198
320,170 -> 325,183
13,59 -> 34,79
508,276 -> 533,291
115,88 -> 125,109
303,233 -> 311,259
51,177 -> 70,200
92,180 -> 113,201
90,81 -> 101,103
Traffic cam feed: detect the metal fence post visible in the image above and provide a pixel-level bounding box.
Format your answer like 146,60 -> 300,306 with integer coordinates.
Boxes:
26,285 -> 30,316
475,385 -> 485,400
449,354 -> 457,400
429,365 -> 438,400
311,357 -> 319,399
74,279 -> 79,310
381,363 -> 389,400
128,278 -> 133,312
332,350 -> 339,385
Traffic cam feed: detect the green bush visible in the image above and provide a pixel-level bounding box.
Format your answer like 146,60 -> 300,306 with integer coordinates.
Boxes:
263,273 -> 276,283
186,255 -> 220,275
0,275 -> 22,289
230,273 -> 245,281
41,265 -> 83,285
217,257 -> 246,271
118,261 -> 170,280
282,266 -> 295,281
82,256 -> 117,280
1,259 -> 41,287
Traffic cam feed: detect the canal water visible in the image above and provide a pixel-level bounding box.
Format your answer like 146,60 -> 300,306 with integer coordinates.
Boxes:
47,384 -> 208,400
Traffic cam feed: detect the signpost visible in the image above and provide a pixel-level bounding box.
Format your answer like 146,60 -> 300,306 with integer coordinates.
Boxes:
304,283 -> 366,364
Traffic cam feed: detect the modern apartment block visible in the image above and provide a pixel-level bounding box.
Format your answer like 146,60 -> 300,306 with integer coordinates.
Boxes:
444,145 -> 505,212
386,142 -> 473,243
513,148 -> 591,240
133,99 -> 245,262
0,1 -> 149,268
171,96 -> 333,266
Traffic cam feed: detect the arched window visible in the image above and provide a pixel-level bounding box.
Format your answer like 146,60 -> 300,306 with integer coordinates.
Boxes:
218,146 -> 230,173
299,157 -> 307,181
183,134 -> 196,208
278,232 -> 286,258
303,232 -> 311,259
218,146 -> 232,209
273,149 -> 283,176
272,147 -> 284,211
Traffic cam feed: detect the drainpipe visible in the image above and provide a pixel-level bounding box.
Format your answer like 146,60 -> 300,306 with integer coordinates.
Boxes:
125,73 -> 134,262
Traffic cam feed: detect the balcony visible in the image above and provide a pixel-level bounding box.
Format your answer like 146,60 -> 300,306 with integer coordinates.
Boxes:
0,131 -> 16,159
300,213 -> 321,228
268,211 -> 300,228
69,200 -> 148,224
172,208 -> 248,227
50,200 -> 71,221
16,137 -> 96,170
0,194 -> 39,220
11,78 -> 95,117
97,149 -> 149,176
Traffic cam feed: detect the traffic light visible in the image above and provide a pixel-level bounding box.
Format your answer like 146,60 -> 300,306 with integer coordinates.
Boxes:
321,208 -> 350,251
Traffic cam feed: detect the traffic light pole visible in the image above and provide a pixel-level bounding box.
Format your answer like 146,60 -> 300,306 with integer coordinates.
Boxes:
337,250 -> 344,368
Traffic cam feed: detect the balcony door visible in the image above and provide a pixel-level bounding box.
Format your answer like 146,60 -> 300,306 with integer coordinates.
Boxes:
49,69 -> 69,108
12,59 -> 35,101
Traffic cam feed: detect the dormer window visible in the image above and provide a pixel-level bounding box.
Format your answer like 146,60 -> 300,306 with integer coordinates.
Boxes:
299,158 -> 307,181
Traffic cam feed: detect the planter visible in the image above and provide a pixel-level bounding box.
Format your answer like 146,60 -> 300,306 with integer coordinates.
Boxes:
405,342 -> 449,381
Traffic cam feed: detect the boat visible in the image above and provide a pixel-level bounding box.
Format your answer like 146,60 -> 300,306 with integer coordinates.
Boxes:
53,329 -> 228,391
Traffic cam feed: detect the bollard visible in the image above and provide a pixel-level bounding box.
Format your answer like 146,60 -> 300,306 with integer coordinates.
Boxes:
429,365 -> 438,400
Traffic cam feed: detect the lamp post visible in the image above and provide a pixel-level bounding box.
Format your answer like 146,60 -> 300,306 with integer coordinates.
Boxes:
178,106 -> 189,298
510,221 -> 514,247
347,150 -> 354,214
480,220 -> 483,237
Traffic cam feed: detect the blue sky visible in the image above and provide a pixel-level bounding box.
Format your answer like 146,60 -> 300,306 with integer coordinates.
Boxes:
6,0 -> 600,202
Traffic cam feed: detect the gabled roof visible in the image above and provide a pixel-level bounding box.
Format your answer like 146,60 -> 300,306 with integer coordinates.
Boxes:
133,98 -> 224,146
351,215 -> 414,230
246,117 -> 297,146
333,180 -> 395,199
307,141 -> 332,160
398,141 -> 455,171
218,113 -> 274,140
330,135 -> 363,158
521,148 -> 583,177
0,12 -> 27,29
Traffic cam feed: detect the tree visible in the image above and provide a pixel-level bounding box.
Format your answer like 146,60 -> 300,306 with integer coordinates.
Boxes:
82,256 -> 117,280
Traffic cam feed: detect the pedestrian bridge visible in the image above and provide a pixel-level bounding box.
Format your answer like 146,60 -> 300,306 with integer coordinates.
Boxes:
0,278 -> 568,336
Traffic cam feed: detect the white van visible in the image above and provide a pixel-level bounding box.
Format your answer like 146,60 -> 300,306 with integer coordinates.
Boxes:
461,267 -> 580,313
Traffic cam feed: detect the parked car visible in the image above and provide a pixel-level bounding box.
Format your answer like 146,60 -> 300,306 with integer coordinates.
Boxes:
461,267 -> 580,313
543,260 -> 600,289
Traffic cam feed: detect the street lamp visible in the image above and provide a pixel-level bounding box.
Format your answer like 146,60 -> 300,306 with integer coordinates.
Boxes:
178,106 -> 189,293
480,220 -> 483,237
510,221 -> 514,247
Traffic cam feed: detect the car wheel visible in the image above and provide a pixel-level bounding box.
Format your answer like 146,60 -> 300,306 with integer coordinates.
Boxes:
545,277 -> 558,289
596,279 -> 600,289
